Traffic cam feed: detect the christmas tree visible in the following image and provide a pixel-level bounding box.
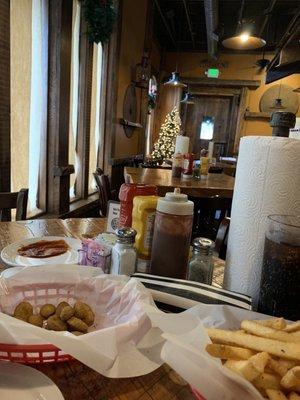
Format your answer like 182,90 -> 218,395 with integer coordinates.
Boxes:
151,107 -> 181,160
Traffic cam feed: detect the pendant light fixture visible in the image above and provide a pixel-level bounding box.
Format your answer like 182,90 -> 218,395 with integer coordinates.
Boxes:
180,90 -> 194,104
164,71 -> 187,88
270,81 -> 286,110
164,5 -> 187,89
222,0 -> 266,50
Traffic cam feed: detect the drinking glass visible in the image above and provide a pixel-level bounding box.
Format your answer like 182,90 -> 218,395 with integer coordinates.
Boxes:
258,215 -> 300,320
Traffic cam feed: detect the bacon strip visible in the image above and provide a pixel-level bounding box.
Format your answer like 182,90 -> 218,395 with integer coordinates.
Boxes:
17,240 -> 69,258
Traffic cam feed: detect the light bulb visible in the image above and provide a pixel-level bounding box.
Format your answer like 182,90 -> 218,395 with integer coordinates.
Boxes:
240,32 -> 250,43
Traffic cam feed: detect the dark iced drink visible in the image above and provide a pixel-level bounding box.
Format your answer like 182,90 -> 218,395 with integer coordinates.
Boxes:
258,215 -> 300,321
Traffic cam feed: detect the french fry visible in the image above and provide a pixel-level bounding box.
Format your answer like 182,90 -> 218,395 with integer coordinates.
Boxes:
289,392 -> 300,399
224,359 -> 261,382
278,359 -> 299,371
250,352 -> 270,373
268,358 -> 289,377
266,389 -> 288,400
253,372 -> 282,391
284,322 -> 300,333
205,343 -> 256,360
206,328 -> 300,361
281,367 -> 300,391
241,321 -> 300,343
256,318 -> 287,330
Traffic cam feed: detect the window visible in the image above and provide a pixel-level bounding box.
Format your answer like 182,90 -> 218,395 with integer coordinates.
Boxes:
69,0 -> 105,199
89,43 -> 104,194
69,0 -> 81,199
199,116 -> 214,140
10,0 -> 48,216
8,0 -> 110,216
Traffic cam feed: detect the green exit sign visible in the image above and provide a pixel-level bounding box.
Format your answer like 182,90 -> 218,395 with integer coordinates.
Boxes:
206,68 -> 219,78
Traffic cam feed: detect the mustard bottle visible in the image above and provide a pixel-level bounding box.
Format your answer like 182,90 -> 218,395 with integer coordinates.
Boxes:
132,195 -> 159,273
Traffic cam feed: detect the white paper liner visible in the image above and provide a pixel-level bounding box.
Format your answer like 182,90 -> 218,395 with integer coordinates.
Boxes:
0,265 -> 168,378
144,303 -> 278,400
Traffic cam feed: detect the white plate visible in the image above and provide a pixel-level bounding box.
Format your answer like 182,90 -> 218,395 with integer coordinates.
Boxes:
0,361 -> 64,400
1,236 -> 81,267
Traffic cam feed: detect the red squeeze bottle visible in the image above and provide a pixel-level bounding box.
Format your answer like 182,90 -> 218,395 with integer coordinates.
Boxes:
118,183 -> 157,227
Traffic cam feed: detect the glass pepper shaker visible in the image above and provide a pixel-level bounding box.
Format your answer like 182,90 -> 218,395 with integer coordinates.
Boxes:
187,237 -> 215,284
111,228 -> 137,276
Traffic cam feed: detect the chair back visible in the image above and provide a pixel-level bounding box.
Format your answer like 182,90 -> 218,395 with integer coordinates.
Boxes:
93,173 -> 112,217
214,217 -> 230,260
192,195 -> 232,241
0,189 -> 29,221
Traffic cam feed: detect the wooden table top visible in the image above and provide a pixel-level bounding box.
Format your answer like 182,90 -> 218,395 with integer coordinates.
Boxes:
0,218 -> 199,400
124,167 -> 235,198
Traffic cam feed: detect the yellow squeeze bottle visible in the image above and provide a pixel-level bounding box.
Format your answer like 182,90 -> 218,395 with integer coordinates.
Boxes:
132,195 -> 159,273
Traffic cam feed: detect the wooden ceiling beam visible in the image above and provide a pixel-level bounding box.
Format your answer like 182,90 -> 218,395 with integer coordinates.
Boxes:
204,0 -> 218,59
182,0 -> 196,48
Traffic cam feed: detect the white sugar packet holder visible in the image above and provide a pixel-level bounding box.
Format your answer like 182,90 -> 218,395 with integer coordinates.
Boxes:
144,303 -> 278,400
0,265 -> 179,378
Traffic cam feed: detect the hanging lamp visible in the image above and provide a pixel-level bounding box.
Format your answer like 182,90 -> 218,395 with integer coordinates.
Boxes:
180,91 -> 194,104
164,5 -> 187,89
222,0 -> 266,50
164,71 -> 187,88
222,32 -> 266,50
270,82 -> 286,110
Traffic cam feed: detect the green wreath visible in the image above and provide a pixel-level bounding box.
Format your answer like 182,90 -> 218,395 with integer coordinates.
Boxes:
80,0 -> 117,44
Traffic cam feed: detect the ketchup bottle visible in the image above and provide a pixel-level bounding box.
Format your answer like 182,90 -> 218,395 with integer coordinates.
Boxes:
118,183 -> 157,227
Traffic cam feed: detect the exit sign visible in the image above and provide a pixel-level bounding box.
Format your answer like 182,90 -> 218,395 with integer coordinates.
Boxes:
206,68 -> 219,78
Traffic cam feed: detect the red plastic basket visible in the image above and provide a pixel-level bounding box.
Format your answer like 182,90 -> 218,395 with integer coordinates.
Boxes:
0,282 -> 81,364
191,388 -> 206,400
0,342 -> 72,364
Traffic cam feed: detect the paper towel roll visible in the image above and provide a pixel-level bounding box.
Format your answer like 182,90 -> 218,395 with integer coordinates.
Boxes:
224,136 -> 300,307
175,135 -> 189,154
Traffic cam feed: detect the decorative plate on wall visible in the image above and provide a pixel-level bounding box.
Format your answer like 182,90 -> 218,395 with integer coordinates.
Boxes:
121,83 -> 142,138
259,84 -> 299,114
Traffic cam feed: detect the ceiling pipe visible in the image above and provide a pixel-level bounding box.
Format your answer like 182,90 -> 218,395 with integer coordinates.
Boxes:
204,0 -> 219,59
259,0 -> 277,37
153,0 -> 177,46
182,0 -> 196,48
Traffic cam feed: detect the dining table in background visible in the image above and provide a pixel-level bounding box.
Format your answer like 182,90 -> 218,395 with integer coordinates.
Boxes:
124,167 -> 235,198
0,218 -> 225,399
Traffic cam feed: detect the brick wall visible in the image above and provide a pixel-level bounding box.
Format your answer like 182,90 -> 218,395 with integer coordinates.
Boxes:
0,0 -> 10,192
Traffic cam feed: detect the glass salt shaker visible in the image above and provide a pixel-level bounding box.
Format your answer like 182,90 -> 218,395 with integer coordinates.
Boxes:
111,228 -> 137,276
187,237 -> 215,284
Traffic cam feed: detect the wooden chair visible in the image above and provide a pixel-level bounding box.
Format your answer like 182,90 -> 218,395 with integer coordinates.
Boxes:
191,195 -> 232,242
214,217 -> 230,260
0,189 -> 29,221
93,172 -> 117,217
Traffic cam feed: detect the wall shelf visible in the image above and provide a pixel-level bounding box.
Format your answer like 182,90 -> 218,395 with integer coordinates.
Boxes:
244,111 -> 271,120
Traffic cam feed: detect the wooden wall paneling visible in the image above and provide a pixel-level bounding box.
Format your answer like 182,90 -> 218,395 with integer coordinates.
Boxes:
47,0 -> 73,215
226,94 -> 240,155
234,87 -> 248,152
0,0 -> 10,196
75,14 -> 93,199
103,0 -> 122,175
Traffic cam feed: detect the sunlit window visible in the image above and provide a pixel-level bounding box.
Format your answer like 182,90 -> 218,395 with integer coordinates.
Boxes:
10,0 -> 48,216
89,43 -> 103,193
69,0 -> 81,199
199,116 -> 214,140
